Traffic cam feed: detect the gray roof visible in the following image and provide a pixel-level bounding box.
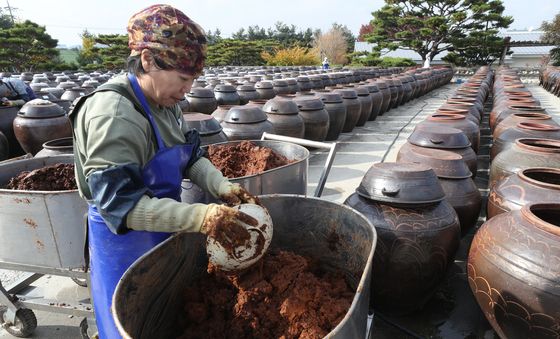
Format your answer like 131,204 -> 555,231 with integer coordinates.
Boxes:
498,30 -> 545,42
508,45 -> 556,56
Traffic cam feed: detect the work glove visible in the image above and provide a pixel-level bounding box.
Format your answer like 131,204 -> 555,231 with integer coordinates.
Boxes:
2,99 -> 25,107
217,181 -> 259,206
200,204 -> 258,250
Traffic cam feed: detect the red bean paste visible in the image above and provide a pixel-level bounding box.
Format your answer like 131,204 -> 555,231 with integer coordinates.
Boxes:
5,163 -> 77,191
178,250 -> 354,339
207,141 -> 292,178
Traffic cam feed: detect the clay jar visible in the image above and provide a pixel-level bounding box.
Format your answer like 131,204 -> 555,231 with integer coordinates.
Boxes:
418,114 -> 480,153
490,105 -> 545,132
373,80 -> 392,115
489,138 -> 560,188
213,84 -> 241,106
344,162 -> 460,314
220,105 -> 274,141
261,97 -> 305,138
333,88 -> 361,133
13,100 -> 72,155
392,78 -> 404,107
60,87 -> 87,102
255,81 -> 275,100
362,83 -> 383,121
398,126 -> 478,177
314,91 -> 346,141
211,105 -> 241,124
296,76 -> 312,92
488,167 -> 560,219
272,79 -> 290,95
293,94 -> 329,141
490,122 -> 560,160
0,105 -> 25,157
183,113 -> 228,146
0,131 -> 8,161
493,113 -> 558,140
396,147 -> 481,234
468,203 -> 560,339
440,102 -> 481,122
355,86 -> 373,126
235,84 -> 260,105
186,88 -> 218,114
385,79 -> 399,109
34,137 -> 74,157
435,107 -> 479,126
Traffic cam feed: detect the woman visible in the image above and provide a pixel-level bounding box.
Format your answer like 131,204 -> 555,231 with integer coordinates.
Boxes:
70,5 -> 257,338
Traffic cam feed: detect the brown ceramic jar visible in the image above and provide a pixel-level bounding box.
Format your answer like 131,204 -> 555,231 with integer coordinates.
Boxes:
214,84 -> 241,105
418,114 -> 480,153
314,91 -> 346,141
333,88 -> 361,133
344,162 -> 460,314
13,100 -> 72,155
398,126 -> 478,177
293,95 -> 329,141
355,85 -> 373,126
490,105 -> 545,132
255,81 -> 276,100
0,105 -> 25,157
211,105 -> 240,124
262,97 -> 305,138
0,131 -> 8,161
183,113 -> 228,146
396,147 -> 481,234
236,84 -> 260,105
187,88 -> 218,114
373,80 -> 392,115
468,203 -> 560,339
220,106 -> 274,141
34,137 -> 74,157
362,83 -> 383,121
493,113 -> 558,140
489,138 -> 560,188
490,122 -> 560,160
487,167 -> 560,219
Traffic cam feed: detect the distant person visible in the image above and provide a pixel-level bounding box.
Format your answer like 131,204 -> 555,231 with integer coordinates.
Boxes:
0,77 -> 37,106
322,57 -> 330,70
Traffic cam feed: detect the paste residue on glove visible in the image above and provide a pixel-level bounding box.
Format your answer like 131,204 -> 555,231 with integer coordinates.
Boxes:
179,250 -> 353,339
203,208 -> 255,254
208,141 -> 293,178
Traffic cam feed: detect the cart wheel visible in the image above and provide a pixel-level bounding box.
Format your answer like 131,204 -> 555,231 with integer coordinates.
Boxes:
72,277 -> 88,287
0,308 -> 37,338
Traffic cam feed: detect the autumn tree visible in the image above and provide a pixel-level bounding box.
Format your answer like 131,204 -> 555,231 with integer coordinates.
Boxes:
313,28 -> 349,65
357,23 -> 374,42
331,23 -> 356,53
368,0 -> 512,67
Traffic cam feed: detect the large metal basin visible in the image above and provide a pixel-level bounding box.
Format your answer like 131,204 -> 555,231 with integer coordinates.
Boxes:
113,195 -> 376,339
0,155 -> 87,269
181,140 -> 309,202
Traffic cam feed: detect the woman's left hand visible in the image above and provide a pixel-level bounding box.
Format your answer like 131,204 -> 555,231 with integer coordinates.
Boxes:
218,182 -> 259,206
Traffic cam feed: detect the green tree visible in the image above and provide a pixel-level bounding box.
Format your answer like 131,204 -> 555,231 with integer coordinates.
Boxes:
206,29 -> 223,45
0,20 -> 59,72
442,23 -> 509,66
541,13 -> 560,65
77,29 -> 102,67
368,0 -> 512,67
206,39 -> 280,66
87,34 -> 129,70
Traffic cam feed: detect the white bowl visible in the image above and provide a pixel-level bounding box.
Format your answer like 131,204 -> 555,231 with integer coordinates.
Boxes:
206,203 -> 273,271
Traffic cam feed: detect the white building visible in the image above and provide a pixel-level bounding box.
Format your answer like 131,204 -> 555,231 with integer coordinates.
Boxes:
354,30 -> 555,68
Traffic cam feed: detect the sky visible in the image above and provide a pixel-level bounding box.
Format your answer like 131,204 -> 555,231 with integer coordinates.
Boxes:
5,0 -> 560,47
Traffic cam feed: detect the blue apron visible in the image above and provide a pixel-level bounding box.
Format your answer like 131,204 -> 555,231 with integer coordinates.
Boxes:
88,74 -> 196,338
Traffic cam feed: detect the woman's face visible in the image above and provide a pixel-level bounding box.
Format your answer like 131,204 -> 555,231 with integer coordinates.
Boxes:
138,50 -> 195,107
148,69 -> 194,107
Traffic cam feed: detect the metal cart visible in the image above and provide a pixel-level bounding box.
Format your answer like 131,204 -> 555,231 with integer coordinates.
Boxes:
0,155 -> 93,338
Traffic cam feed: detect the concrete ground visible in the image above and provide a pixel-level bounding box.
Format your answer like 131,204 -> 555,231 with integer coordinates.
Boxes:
1,83 -> 559,338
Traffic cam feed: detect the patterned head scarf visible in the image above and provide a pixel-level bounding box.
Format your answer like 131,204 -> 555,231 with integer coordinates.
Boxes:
127,4 -> 207,76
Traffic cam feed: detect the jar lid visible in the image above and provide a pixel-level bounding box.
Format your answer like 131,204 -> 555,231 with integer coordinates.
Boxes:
214,84 -> 236,93
355,86 -> 370,96
224,105 -> 267,124
333,88 -> 358,99
187,87 -> 215,98
400,147 -> 472,179
236,84 -> 256,92
356,162 -> 445,204
408,126 -> 471,149
316,92 -> 343,103
18,99 -> 65,118
293,96 -> 324,111
255,81 -> 273,89
262,97 -> 299,115
183,113 -> 223,135
272,79 -> 288,87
